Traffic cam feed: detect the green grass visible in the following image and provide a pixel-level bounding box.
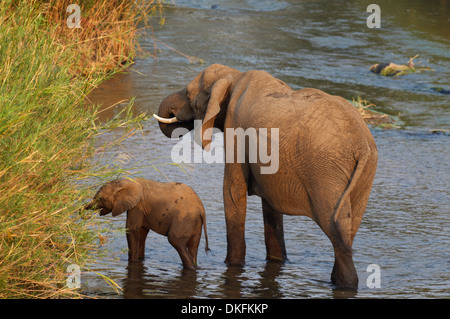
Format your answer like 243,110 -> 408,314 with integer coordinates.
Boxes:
0,0 -> 156,298
351,96 -> 402,129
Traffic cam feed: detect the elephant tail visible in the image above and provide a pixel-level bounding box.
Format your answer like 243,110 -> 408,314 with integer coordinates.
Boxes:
332,146 -> 372,246
201,211 -> 211,254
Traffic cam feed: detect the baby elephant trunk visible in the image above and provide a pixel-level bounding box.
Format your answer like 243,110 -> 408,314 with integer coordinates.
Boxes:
83,201 -> 96,210
78,201 -> 96,219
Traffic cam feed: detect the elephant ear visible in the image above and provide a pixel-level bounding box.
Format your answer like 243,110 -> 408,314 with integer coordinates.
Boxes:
201,78 -> 231,151
111,179 -> 143,217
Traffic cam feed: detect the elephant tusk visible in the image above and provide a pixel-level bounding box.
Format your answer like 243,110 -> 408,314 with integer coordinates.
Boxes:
153,114 -> 180,124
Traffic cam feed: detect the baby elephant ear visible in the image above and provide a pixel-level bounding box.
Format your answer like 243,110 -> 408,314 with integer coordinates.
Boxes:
112,179 -> 143,217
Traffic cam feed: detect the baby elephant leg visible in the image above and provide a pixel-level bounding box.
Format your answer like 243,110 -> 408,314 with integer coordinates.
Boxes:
138,227 -> 149,260
187,222 -> 203,266
126,210 -> 146,261
126,228 -> 141,262
168,228 -> 196,270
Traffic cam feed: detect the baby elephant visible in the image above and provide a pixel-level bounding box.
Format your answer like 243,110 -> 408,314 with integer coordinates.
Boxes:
84,178 -> 209,269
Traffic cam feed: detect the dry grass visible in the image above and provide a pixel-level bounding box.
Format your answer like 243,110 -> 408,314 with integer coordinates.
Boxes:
352,96 -> 401,129
0,0 -> 158,298
370,55 -> 434,77
34,0 -> 164,76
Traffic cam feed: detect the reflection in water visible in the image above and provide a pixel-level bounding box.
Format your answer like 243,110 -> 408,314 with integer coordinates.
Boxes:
220,266 -> 247,299
332,288 -> 358,299
122,261 -> 289,299
255,262 -> 284,299
84,0 -> 450,299
119,258 -> 358,299
123,261 -> 199,298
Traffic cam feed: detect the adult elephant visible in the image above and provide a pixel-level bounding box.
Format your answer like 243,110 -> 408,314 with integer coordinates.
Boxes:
154,64 -> 378,290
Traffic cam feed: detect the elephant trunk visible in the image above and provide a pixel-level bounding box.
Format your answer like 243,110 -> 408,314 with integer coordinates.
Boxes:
78,200 -> 96,219
155,89 -> 195,138
83,201 -> 95,210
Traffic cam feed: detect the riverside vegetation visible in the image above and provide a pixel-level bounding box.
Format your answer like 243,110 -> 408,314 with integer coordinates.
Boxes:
0,0 -> 163,298
0,0 -> 400,299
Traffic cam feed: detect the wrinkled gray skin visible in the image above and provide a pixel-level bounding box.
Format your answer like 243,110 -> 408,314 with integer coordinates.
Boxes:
156,64 -> 378,289
84,178 -> 209,269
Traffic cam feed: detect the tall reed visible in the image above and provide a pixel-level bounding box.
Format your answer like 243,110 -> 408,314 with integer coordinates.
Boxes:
36,0 -> 164,76
0,0 -> 161,298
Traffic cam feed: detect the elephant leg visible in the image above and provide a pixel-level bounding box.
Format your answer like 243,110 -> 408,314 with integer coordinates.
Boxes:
262,198 -> 287,262
223,163 -> 248,266
329,197 -> 358,289
187,223 -> 202,266
308,185 -> 358,290
126,228 -> 141,262
126,209 -> 144,262
331,245 -> 357,290
168,231 -> 196,270
331,176 -> 374,290
138,227 -> 149,260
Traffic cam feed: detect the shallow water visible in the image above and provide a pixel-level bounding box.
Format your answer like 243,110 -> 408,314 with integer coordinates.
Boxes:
83,0 -> 449,298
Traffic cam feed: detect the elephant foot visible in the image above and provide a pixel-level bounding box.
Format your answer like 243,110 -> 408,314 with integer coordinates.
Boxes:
224,254 -> 245,267
128,256 -> 142,262
224,243 -> 246,267
265,245 -> 287,263
182,263 -> 197,271
224,259 -> 245,267
177,253 -> 197,270
265,254 -> 287,263
128,250 -> 145,262
331,277 -> 358,291
331,251 -> 358,290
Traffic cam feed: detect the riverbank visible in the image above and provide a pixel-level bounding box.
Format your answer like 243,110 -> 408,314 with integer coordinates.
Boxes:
0,0 -> 161,298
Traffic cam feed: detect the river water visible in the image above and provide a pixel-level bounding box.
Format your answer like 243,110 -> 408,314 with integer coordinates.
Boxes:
83,0 -> 449,298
